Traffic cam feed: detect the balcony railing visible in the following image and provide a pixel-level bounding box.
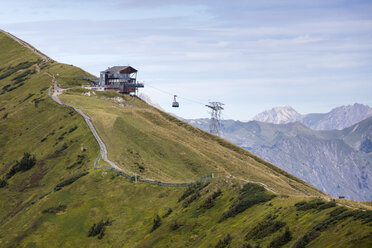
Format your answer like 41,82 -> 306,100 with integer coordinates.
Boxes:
105,83 -> 144,88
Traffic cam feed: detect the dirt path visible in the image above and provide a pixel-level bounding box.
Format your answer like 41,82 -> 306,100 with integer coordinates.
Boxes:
48,77 -> 122,172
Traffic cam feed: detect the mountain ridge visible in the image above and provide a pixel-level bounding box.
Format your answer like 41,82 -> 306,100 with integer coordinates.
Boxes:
187,117 -> 372,200
1,30 -> 372,247
251,103 -> 372,130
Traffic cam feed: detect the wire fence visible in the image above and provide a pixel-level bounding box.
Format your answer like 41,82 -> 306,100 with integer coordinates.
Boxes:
48,84 -> 214,188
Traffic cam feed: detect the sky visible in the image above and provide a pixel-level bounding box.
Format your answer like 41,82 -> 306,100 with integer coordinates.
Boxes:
1,0 -> 372,120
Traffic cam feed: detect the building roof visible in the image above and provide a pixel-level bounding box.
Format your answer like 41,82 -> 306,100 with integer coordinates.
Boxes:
103,66 -> 137,74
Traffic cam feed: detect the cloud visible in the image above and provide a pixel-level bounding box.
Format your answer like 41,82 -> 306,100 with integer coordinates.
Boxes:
1,0 -> 371,119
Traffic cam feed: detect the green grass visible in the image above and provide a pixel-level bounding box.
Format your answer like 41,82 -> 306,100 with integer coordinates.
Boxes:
59,90 -> 325,197
0,31 -> 371,248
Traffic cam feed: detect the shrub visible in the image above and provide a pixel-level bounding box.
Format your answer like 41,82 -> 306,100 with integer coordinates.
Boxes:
294,199 -> 335,211
42,204 -> 67,214
178,182 -> 208,202
169,221 -> 181,231
201,189 -> 222,209
66,154 -> 85,170
330,207 -> 347,217
0,178 -> 8,188
138,165 -> 145,172
22,93 -> 35,102
215,234 -> 232,248
150,215 -> 161,232
183,192 -> 200,208
345,209 -> 372,225
245,219 -> 286,240
7,82 -> 25,92
0,61 -> 37,80
56,143 -> 68,152
68,125 -> 78,133
178,186 -> 195,202
54,171 -> 89,191
76,154 -> 85,164
221,183 -> 275,221
6,153 -> 36,179
292,206 -> 363,248
88,219 -> 112,239
162,208 -> 173,218
12,69 -> 35,84
268,227 -> 292,248
58,131 -> 67,141
32,97 -> 44,107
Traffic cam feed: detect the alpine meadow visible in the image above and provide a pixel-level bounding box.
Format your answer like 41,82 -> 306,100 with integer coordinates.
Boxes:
0,29 -> 372,248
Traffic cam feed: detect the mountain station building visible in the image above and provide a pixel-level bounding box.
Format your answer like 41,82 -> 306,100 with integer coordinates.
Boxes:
98,66 -> 144,94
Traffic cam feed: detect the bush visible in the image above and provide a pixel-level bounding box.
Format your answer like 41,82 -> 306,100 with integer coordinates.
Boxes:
292,231 -> 320,248
294,199 -> 335,211
12,69 -> 35,84
58,131 -> 67,141
178,182 -> 208,202
66,154 -> 85,169
221,183 -> 275,221
0,61 -> 37,80
183,192 -> 200,208
54,171 -> 89,191
68,125 -> 78,133
268,227 -> 292,248
76,154 -> 85,164
138,165 -> 145,172
7,82 -> 25,92
329,207 -> 347,217
6,153 -> 36,179
150,215 -> 161,232
245,219 -> 286,240
42,204 -> 67,214
215,234 -> 232,248
201,189 -> 222,209
162,208 -> 173,218
32,97 -> 44,107
353,210 -> 372,225
0,178 -> 8,188
292,206 -> 362,248
169,221 -> 181,231
22,93 -> 35,102
56,143 -> 68,152
88,219 -> 112,239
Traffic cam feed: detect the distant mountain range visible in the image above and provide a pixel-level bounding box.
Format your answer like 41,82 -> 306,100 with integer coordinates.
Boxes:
251,103 -> 372,130
139,93 -> 163,110
141,94 -> 372,200
187,104 -> 372,201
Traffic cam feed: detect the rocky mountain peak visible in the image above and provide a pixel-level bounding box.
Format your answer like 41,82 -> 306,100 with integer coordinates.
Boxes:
251,105 -> 302,124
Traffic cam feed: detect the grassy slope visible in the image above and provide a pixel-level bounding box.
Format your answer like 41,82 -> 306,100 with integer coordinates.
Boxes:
60,90 -> 325,197
0,32 -> 371,248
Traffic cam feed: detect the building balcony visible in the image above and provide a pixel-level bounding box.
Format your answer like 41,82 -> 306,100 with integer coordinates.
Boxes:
104,83 -> 144,88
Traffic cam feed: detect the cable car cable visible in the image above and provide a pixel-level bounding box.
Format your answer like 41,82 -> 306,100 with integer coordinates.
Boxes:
144,82 -> 207,106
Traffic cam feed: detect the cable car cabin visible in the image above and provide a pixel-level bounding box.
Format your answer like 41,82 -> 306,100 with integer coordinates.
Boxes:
98,66 -> 144,94
172,95 -> 179,108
